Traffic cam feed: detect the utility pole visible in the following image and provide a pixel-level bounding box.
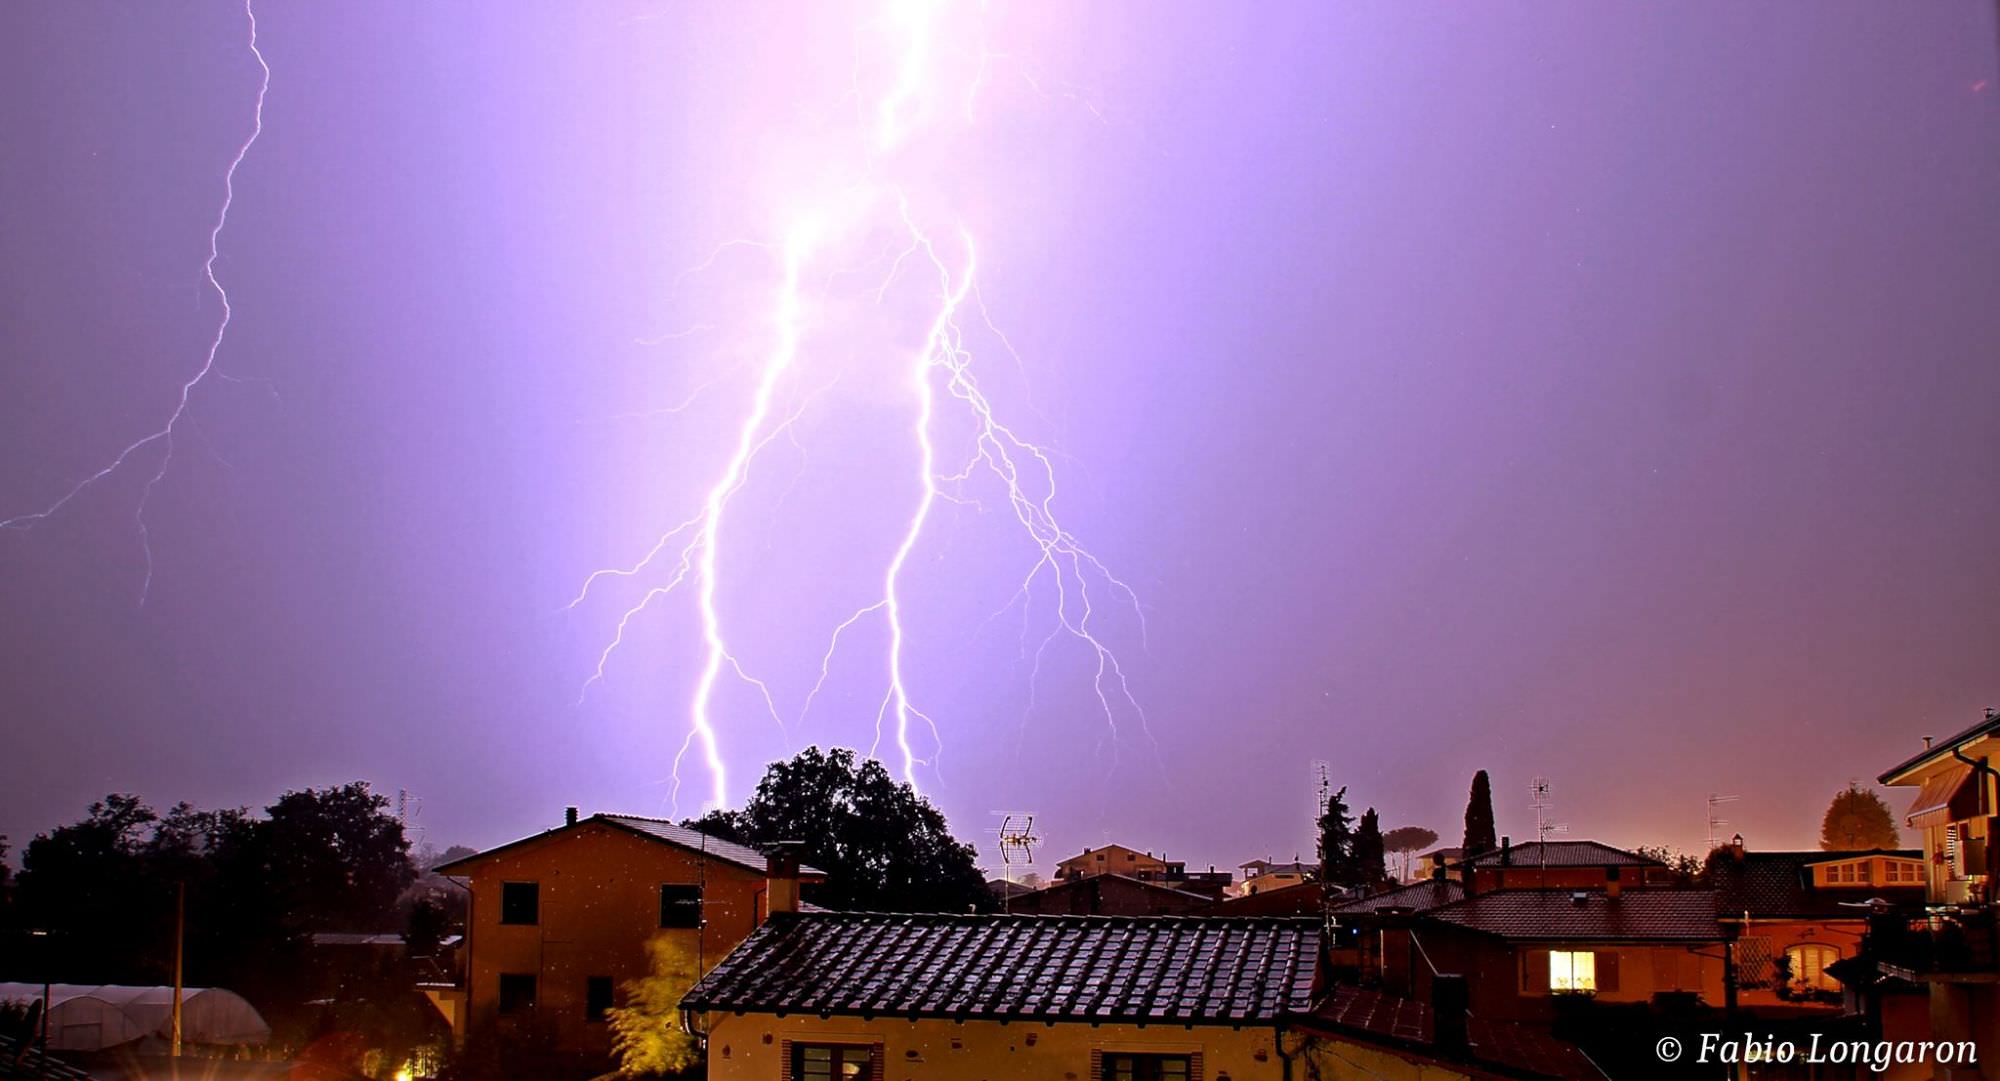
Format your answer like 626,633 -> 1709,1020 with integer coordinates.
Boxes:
171,881 -> 185,1058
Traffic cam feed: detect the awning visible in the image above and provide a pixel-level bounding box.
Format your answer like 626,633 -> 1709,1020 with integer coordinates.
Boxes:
1905,764 -> 1982,830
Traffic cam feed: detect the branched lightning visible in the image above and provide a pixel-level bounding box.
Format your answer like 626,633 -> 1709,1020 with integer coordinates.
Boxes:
1,0 -> 270,604
576,0 -> 1152,812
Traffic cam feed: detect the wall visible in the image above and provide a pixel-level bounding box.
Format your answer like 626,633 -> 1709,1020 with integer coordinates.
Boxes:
460,821 -> 768,1056
699,1013 -> 1286,1081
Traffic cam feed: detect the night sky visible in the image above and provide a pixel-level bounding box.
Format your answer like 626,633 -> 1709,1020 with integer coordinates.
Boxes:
3,2 -> 1996,875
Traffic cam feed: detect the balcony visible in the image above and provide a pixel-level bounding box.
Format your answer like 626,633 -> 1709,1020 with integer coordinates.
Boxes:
1875,905 -> 2000,984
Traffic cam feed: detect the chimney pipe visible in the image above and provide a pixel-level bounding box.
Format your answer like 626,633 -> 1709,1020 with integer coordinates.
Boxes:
564,806 -> 578,827
764,841 -> 803,922
1431,974 -> 1469,1053
1500,836 -> 1511,866
1606,865 -> 1622,899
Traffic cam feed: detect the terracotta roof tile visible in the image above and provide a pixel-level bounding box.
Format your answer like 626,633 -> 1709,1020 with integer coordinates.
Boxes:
1423,889 -> 1721,942
683,912 -> 1320,1024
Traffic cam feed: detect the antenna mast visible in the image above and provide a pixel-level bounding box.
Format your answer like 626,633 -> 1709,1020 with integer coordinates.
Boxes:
1706,794 -> 1741,850
992,813 -> 1041,912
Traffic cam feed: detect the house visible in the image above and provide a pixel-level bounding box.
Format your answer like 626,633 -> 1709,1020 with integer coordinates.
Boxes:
1004,873 -> 1213,917
1875,711 -> 2000,1069
1238,858 -> 1317,895
432,808 -> 822,1061
1456,839 -> 1679,894
1703,839 -> 1925,1006
1199,881 -> 1328,918
1416,848 -> 1463,881
1054,845 -> 1235,898
1344,886 -> 1728,1023
681,912 -> 1321,1080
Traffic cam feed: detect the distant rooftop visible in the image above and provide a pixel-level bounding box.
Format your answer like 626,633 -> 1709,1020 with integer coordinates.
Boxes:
1461,841 -> 1663,869
1330,878 -> 1466,916
1423,889 -> 1721,943
1708,849 -> 1923,919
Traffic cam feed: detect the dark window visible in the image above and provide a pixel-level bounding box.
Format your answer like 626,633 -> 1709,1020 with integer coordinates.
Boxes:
497,973 -> 537,1015
585,976 -> 614,1022
499,881 -> 539,925
660,884 -> 702,928
1105,1053 -> 1191,1081
793,1043 -> 875,1080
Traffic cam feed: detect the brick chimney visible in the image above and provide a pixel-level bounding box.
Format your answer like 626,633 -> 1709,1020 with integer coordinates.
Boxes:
1431,973 -> 1468,1053
764,841 -> 803,922
1499,836 -> 1511,865
564,806 -> 578,827
1606,864 -> 1622,899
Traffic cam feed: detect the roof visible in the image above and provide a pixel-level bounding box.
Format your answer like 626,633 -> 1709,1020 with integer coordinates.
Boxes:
0,985 -> 269,1052
1421,889 -> 1722,943
1006,873 -> 1212,917
1904,765 -> 1980,829
1463,841 -> 1662,869
1709,851 -> 1924,919
1331,878 -> 1467,916
683,912 -> 1321,1025
1879,711 -> 2000,785
1245,860 -> 1317,875
1055,843 -> 1169,870
433,813 -> 823,878
1301,986 -> 1609,1081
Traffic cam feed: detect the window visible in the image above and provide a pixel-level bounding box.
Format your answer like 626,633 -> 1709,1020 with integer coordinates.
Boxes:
1104,1053 -> 1192,1081
585,976 -> 613,1022
1786,944 -> 1840,992
660,883 -> 703,928
497,973 -> 537,1015
791,1043 -> 876,1080
1549,950 -> 1596,992
499,881 -> 539,925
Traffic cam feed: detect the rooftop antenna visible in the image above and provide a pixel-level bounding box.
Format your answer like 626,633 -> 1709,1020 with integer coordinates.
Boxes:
990,812 -> 1041,912
1529,778 -> 1568,872
1706,794 -> 1740,851
397,788 -> 425,848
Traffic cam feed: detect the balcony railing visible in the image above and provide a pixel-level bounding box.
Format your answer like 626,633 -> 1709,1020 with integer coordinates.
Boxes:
1874,905 -> 2000,981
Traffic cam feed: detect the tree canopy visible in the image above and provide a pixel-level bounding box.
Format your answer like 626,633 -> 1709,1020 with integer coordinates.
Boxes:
1820,783 -> 1902,851
1352,809 -> 1388,893
686,746 -> 991,913
1317,785 -> 1356,888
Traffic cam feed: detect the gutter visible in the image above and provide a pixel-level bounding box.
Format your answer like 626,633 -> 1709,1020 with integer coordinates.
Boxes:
1949,745 -> 1997,818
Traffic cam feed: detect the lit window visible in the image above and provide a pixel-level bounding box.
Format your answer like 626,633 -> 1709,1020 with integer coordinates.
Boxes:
1550,950 -> 1596,992
1786,944 -> 1840,992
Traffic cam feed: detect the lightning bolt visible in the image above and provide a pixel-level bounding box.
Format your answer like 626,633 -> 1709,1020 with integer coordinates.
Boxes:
2,0 -> 270,604
577,0 -> 1153,812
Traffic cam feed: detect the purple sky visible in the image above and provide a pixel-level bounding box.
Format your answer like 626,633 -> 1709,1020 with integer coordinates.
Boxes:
3,2 -> 1997,876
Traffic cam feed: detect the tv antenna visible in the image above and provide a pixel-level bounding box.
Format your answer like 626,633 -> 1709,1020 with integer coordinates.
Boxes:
990,813 -> 1041,911
1529,778 -> 1569,872
1706,794 -> 1740,850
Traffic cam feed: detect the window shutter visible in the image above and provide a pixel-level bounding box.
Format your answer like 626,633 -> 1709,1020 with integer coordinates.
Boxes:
1090,1048 -> 1103,1081
779,1040 -> 792,1081
1596,951 -> 1620,993
1189,1051 -> 1204,1081
1523,950 -> 1550,993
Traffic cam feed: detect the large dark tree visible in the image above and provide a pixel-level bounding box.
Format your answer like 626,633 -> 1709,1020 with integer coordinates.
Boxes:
1820,784 -> 1902,851
1317,786 -> 1356,888
687,747 -> 991,913
1352,809 -> 1388,893
1462,770 -> 1497,857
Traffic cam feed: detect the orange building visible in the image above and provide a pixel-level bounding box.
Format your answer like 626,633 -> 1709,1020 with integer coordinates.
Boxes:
433,810 -> 821,1061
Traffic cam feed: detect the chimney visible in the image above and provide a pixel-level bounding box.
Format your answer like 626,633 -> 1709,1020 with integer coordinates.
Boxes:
1924,736 -> 1935,750
1500,836 -> 1512,866
1606,864 -> 1622,899
1431,974 -> 1468,1053
564,806 -> 578,827
1731,833 -> 1746,862
764,841 -> 803,922
1432,864 -> 1447,882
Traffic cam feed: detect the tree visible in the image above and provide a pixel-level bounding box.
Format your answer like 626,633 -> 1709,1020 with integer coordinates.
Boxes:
1462,771 -> 1497,857
1352,810 -> 1388,893
1381,826 -> 1438,881
688,747 -> 991,913
259,782 -> 417,933
1821,783 -> 1901,851
1317,786 -> 1355,888
607,935 -> 703,1077
1633,845 -> 1704,881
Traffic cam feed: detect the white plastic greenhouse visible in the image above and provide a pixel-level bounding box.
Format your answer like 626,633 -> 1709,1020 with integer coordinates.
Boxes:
0,984 -> 270,1053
